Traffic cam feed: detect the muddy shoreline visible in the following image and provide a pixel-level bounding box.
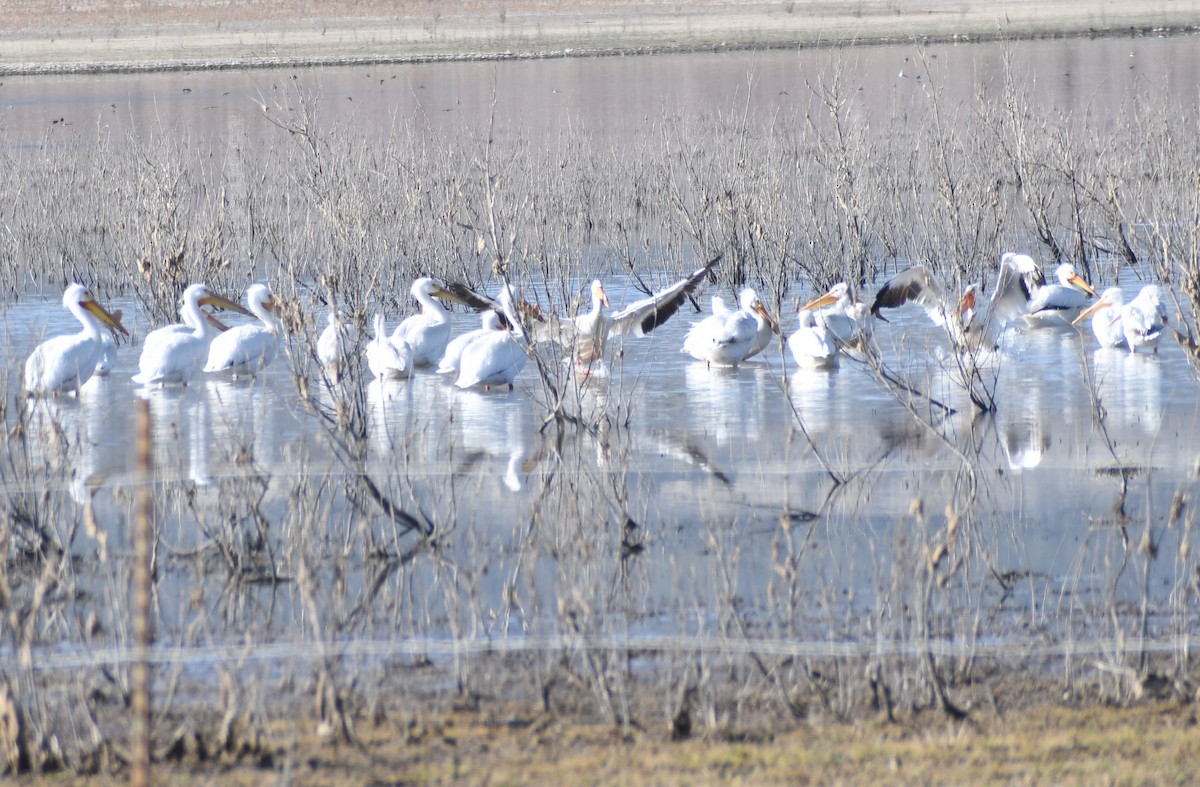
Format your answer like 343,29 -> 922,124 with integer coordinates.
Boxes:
2,0 -> 1199,76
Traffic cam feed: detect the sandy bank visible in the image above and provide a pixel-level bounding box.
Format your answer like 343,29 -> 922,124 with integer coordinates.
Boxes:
1,0 -> 1198,75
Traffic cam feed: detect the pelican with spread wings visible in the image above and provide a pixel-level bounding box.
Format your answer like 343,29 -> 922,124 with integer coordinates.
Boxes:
870,253 -> 1043,351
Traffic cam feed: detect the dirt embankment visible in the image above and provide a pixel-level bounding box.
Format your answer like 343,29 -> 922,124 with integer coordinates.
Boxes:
1,0 -> 1198,74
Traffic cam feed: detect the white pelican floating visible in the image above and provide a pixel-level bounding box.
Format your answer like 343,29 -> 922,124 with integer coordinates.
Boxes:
317,311 -> 354,381
24,283 -> 128,397
1072,287 -> 1126,349
802,282 -> 871,350
438,310 -> 504,377
134,284 -> 245,386
390,277 -> 454,367
1120,284 -> 1168,354
365,313 -> 413,380
787,309 -> 838,369
203,283 -> 279,378
455,286 -> 529,390
870,254 -> 1041,351
455,326 -> 528,391
682,288 -> 775,368
1024,261 -> 1098,326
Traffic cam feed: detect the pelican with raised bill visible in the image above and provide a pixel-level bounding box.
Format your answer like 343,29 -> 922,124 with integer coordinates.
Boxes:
134,283 -> 248,387
681,288 -> 776,368
203,283 -> 279,378
870,253 -> 1042,351
1023,261 -> 1098,326
1071,287 -> 1126,350
391,277 -> 455,367
24,283 -> 129,397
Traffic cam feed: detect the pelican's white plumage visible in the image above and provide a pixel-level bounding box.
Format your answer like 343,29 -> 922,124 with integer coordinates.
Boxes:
802,282 -> 870,349
366,313 -> 413,380
871,254 -> 1042,351
317,311 -> 354,381
1072,287 -> 1126,349
535,261 -> 716,367
1121,284 -> 1168,354
438,310 -> 504,377
682,288 -> 771,368
391,277 -> 453,367
203,283 -> 279,377
455,287 -> 528,390
1024,261 -> 1098,326
135,284 -> 240,386
24,283 -> 128,397
787,310 -> 838,369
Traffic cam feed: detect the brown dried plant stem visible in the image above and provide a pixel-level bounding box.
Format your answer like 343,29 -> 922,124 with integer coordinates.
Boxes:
130,399 -> 153,787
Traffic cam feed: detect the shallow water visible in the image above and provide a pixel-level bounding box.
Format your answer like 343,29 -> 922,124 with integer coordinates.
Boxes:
3,272 -> 1197,660
3,33 -> 1200,669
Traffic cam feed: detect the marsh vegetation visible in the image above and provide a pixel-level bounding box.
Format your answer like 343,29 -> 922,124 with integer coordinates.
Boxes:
2,39 -> 1200,779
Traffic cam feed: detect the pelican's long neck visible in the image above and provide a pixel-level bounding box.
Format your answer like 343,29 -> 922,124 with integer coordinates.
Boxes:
249,297 -> 277,333
181,292 -> 211,339
416,287 -> 450,325
70,299 -> 105,343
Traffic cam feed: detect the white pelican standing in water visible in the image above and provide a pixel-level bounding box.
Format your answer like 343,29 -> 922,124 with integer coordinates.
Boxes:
787,309 -> 838,369
203,283 -> 279,378
1072,287 -> 1126,350
455,287 -> 529,390
1118,284 -> 1168,354
317,310 -> 354,381
391,277 -> 454,367
802,282 -> 872,350
438,310 -> 504,377
24,283 -> 128,397
134,284 -> 246,386
365,313 -> 413,380
545,260 -> 717,369
1023,261 -> 1098,326
870,254 -> 1042,351
682,288 -> 775,368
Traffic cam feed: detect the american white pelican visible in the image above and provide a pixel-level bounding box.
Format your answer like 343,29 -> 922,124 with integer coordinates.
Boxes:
454,286 -> 529,390
24,283 -> 128,397
1024,261 -> 1098,326
365,313 -> 413,380
438,310 -> 504,377
870,254 -> 1041,351
1071,287 -> 1126,349
317,311 -> 354,381
787,309 -> 838,369
802,282 -> 871,349
455,324 -> 528,391
134,284 -> 244,386
203,283 -> 279,378
1120,284 -> 1168,355
682,288 -> 774,368
543,261 -> 716,368
390,277 -> 454,367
